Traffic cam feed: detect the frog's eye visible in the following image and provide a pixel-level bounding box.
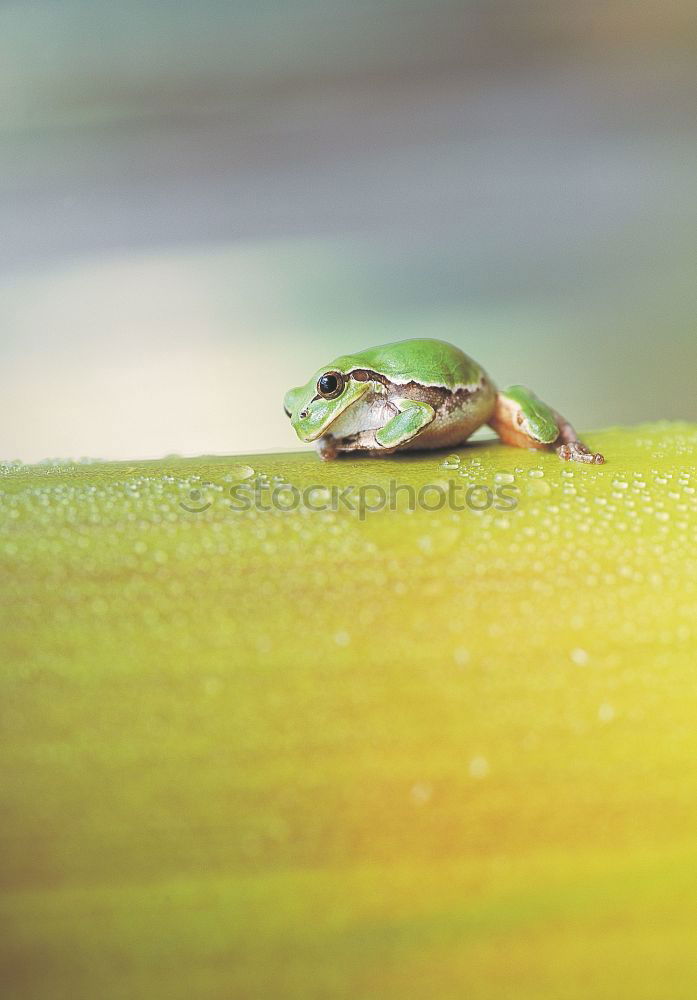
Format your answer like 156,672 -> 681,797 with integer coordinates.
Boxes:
317,371 -> 345,399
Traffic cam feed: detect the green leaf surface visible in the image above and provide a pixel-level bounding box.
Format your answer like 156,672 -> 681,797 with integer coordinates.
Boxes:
1,422 -> 697,999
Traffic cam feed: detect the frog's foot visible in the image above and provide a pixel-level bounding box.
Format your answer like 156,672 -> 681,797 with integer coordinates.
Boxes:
489,387 -> 604,464
315,435 -> 340,461
553,408 -> 605,464
375,399 -> 436,450
556,440 -> 604,464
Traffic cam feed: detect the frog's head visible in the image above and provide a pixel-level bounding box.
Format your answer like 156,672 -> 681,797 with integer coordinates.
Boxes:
284,365 -> 370,442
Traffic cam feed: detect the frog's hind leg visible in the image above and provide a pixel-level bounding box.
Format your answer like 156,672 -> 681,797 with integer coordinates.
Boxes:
489,386 -> 604,465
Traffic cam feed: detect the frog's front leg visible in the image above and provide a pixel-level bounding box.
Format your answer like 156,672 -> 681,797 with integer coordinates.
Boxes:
375,399 -> 436,450
315,435 -> 339,461
489,385 -> 604,464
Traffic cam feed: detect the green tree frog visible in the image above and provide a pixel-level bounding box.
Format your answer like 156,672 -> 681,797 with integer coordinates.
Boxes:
284,339 -> 604,464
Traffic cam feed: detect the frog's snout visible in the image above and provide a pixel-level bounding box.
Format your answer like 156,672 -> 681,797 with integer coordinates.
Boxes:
283,386 -> 303,422
287,407 -> 313,442
285,386 -> 340,443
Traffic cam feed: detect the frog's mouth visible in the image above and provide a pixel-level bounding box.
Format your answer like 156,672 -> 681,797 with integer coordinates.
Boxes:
310,389 -> 397,444
296,381 -> 371,442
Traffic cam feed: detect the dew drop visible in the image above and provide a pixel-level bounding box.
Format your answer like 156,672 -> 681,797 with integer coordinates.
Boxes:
598,703 -> 616,724
203,677 -> 222,696
228,464 -> 255,481
410,782 -> 433,805
453,647 -> 471,667
469,756 -> 490,779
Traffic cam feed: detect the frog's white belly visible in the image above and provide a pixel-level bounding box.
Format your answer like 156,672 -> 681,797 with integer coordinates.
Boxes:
329,393 -> 397,438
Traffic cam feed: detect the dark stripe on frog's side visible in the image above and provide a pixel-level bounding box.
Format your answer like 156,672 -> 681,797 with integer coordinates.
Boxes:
348,369 -> 487,415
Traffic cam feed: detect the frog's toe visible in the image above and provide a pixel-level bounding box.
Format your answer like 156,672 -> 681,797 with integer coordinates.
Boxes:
557,441 -> 605,464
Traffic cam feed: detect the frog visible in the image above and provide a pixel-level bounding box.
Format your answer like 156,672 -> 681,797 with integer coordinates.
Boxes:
283,338 -> 604,464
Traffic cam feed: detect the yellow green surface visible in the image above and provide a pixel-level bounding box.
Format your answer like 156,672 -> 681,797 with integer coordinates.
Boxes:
2,423 -> 697,999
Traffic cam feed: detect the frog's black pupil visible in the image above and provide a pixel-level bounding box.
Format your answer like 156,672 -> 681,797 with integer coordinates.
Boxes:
320,374 -> 338,394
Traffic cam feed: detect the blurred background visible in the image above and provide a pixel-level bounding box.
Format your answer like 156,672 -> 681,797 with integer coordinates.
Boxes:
1,0 -> 695,463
